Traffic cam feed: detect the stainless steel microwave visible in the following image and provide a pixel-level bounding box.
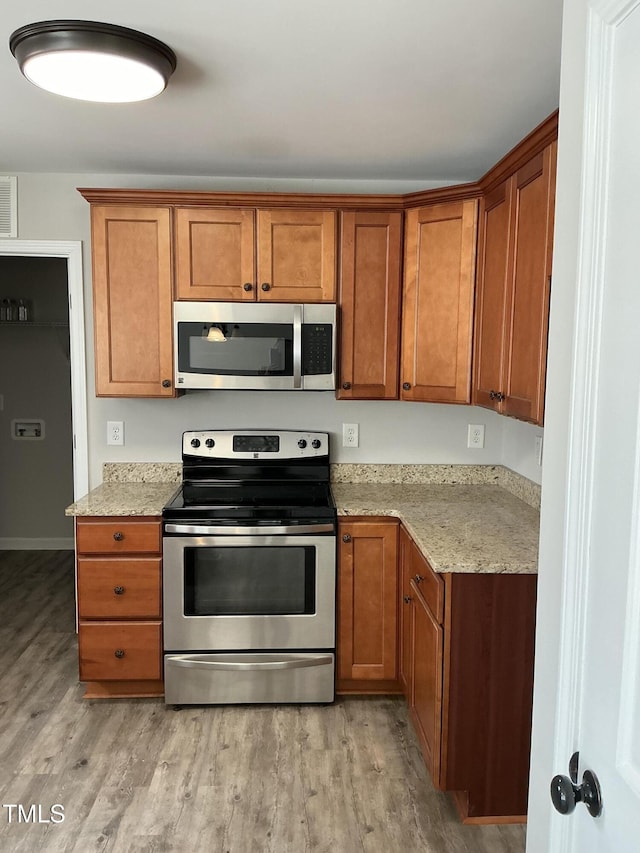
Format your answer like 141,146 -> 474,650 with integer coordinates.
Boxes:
174,302 -> 337,391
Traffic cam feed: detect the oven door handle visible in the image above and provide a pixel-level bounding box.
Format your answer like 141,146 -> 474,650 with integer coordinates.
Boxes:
163,523 -> 335,536
166,654 -> 334,671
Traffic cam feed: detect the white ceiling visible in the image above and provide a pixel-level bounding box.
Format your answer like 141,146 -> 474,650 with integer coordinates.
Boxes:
2,1 -> 563,184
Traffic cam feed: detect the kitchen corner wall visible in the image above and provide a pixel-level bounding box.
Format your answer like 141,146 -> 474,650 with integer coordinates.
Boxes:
13,171 -> 543,493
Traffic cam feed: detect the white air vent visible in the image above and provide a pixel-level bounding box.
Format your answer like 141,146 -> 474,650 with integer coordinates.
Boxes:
0,176 -> 17,238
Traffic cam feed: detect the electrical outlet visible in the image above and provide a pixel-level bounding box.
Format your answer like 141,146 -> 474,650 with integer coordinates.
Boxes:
467,424 -> 485,449
342,423 -> 359,447
107,420 -> 124,446
535,435 -> 544,466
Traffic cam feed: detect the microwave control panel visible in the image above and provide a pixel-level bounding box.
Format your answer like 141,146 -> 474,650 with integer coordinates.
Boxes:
302,325 -> 333,375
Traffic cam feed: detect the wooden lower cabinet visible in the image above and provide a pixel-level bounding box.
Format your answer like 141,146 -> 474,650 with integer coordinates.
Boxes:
75,517 -> 164,699
337,519 -> 402,693
399,529 -> 536,821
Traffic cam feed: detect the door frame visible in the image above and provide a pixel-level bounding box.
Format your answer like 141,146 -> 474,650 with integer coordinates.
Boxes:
0,240 -> 88,500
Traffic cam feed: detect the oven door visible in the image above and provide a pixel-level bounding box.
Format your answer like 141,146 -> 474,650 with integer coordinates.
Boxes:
163,526 -> 336,652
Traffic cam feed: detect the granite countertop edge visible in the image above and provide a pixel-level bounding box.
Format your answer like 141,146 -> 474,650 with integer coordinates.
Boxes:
66,477 -> 539,576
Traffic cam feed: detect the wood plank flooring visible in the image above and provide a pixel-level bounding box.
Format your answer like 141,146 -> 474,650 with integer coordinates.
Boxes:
0,551 -> 526,853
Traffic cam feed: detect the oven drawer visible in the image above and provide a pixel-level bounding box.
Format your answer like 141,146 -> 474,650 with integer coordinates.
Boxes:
79,621 -> 162,681
164,652 -> 335,705
77,558 -> 162,619
76,520 -> 161,555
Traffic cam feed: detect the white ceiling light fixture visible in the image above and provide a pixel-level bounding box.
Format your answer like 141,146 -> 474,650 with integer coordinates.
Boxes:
9,20 -> 177,103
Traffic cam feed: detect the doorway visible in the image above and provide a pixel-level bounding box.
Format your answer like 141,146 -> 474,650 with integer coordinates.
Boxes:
0,240 -> 87,548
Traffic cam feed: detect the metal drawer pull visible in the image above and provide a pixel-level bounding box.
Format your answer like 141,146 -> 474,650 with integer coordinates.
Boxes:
113,586 -> 125,595
342,533 -> 351,543
169,654 -> 333,672
113,531 -> 124,541
414,574 -> 424,583
403,595 -> 412,604
114,649 -> 125,659
164,523 -> 334,536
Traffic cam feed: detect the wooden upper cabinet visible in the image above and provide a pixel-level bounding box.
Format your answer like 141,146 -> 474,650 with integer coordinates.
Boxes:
338,211 -> 402,399
174,207 -> 256,301
91,206 -> 175,397
473,141 -> 557,425
504,142 -> 556,423
174,206 -> 337,302
400,200 -> 477,403
472,179 -> 512,411
257,209 -> 336,302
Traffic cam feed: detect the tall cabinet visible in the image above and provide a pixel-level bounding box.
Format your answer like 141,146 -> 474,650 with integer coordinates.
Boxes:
473,140 -> 557,424
90,205 -> 175,397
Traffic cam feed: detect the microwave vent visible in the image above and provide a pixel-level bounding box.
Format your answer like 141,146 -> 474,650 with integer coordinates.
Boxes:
0,176 -> 17,238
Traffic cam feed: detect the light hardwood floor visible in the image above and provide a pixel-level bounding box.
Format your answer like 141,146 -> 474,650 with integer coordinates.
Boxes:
0,551 -> 526,853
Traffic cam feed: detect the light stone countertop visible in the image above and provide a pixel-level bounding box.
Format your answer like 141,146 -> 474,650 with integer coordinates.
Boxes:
65,464 -> 539,574
332,482 -> 539,574
65,482 -> 179,517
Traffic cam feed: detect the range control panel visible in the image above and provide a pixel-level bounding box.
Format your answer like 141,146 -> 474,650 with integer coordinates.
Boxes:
182,430 -> 329,460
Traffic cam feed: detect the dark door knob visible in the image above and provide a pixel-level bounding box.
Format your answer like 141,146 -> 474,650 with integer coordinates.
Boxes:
342,382 -> 351,390
114,649 -> 125,659
414,574 -> 424,584
113,531 -> 124,541
550,752 -> 603,818
490,390 -> 505,402
403,595 -> 412,604
243,283 -> 253,292
342,533 -> 352,543
261,282 -> 271,291
162,379 -> 171,388
402,382 -> 411,391
113,586 -> 125,595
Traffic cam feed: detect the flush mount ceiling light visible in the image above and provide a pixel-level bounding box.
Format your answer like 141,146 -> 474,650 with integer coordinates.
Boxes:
9,20 -> 177,103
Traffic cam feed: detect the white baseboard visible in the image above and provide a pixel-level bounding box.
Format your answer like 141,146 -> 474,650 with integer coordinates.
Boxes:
0,538 -> 75,550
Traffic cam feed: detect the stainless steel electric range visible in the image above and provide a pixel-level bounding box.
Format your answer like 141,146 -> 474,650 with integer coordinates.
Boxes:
162,430 -> 337,705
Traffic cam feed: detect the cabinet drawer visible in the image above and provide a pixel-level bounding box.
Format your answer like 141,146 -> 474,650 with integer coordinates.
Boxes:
410,542 -> 444,624
77,558 -> 161,619
79,621 -> 162,681
76,519 -> 161,555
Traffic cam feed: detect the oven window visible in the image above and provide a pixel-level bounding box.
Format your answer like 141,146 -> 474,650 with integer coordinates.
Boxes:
177,322 -> 293,376
183,546 -> 316,616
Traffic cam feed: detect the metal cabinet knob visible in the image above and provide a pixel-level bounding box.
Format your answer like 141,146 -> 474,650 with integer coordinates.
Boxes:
403,595 -> 412,604
113,532 -> 124,541
261,282 -> 271,291
342,533 -> 352,543
414,574 -> 424,583
243,282 -> 253,292
342,382 -> 351,390
114,649 -> 125,659
489,390 -> 505,402
113,586 -> 125,595
162,379 -> 171,388
402,382 -> 411,391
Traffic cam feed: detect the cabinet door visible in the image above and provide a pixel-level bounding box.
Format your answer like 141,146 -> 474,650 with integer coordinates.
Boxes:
338,520 -> 399,683
174,207 -> 256,301
338,211 -> 402,399
257,209 -> 336,302
401,200 -> 477,402
410,581 -> 444,786
91,206 -> 175,397
472,179 -> 513,412
398,528 -> 414,697
503,142 -> 556,424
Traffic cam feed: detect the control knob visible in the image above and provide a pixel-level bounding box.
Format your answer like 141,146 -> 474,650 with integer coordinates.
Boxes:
190,438 -> 201,449
205,438 -> 215,448
298,439 -> 307,449
311,439 -> 321,449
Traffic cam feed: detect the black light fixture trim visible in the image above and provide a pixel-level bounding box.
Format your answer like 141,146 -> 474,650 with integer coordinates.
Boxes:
9,20 -> 177,98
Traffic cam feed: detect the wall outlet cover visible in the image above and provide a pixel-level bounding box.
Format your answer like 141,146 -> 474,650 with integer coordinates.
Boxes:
107,420 -> 124,446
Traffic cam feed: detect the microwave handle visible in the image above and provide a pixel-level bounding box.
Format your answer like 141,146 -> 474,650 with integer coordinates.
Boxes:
293,304 -> 303,389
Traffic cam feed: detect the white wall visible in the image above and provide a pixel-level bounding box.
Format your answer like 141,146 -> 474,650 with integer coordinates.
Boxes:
12,171 -> 543,490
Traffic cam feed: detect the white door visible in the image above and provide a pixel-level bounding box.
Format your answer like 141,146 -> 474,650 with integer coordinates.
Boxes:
528,0 -> 640,850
